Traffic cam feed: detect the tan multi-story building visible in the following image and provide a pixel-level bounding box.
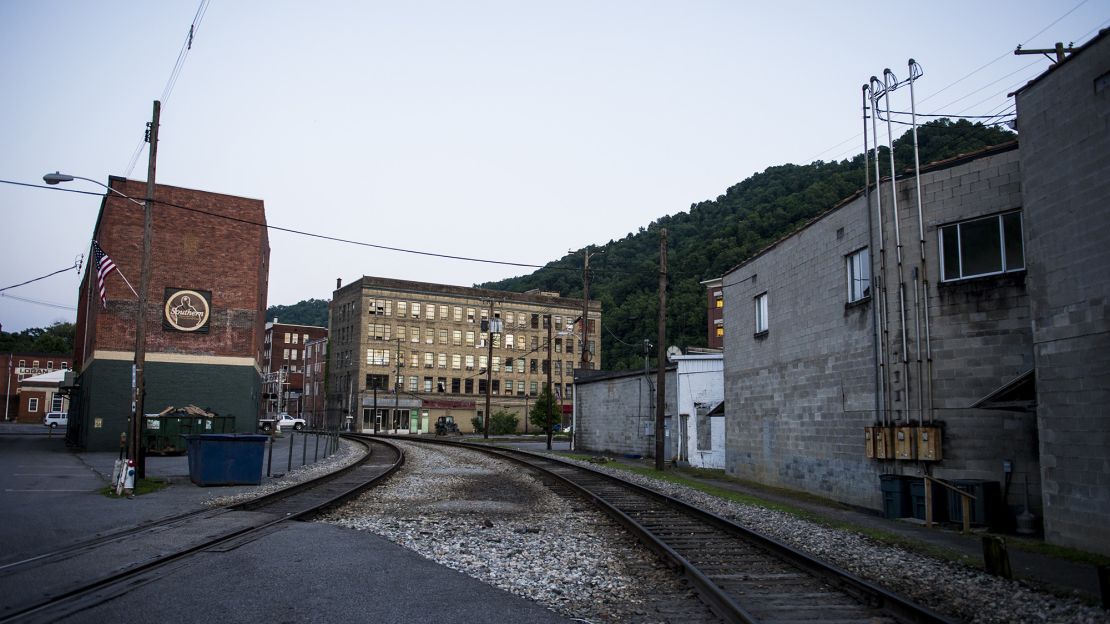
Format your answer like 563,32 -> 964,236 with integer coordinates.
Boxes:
329,276 -> 601,433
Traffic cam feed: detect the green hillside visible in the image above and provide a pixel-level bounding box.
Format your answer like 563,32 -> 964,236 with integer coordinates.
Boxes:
266,298 -> 329,327
481,119 -> 1015,370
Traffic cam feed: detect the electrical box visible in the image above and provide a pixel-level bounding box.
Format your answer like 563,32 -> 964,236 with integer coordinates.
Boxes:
874,427 -> 894,459
895,426 -> 916,460
917,426 -> 942,461
864,427 -> 875,458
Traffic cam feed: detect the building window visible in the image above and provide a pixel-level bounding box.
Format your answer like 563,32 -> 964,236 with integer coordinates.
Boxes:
505,334 -> 515,349
754,292 -> 769,334
438,329 -> 448,345
410,353 -> 420,368
715,293 -> 723,308
566,340 -> 574,354
439,305 -> 448,320
292,333 -> 299,344
410,327 -> 420,343
554,361 -> 562,376
424,352 -> 434,368
505,380 -> 514,394
529,381 -> 538,396
451,378 -> 461,393
452,330 -> 462,346
465,331 -> 475,347
453,306 -> 463,322
423,377 -> 433,392
409,376 -> 419,392
492,380 -> 500,395
46,361 -> 54,371
284,333 -> 290,343
505,358 -> 515,373
437,377 -> 447,392
464,379 -> 474,394
438,353 -> 447,369
492,356 -> 501,372
396,326 -> 407,342
555,315 -> 563,330
467,308 -> 476,323
940,211 -> 1024,281
28,398 -> 39,413
452,354 -> 461,370
531,314 -> 540,329
61,362 -> 68,370
367,349 -> 390,365
530,359 -> 538,373
847,247 -> 871,302
412,302 -> 421,318
426,305 -> 435,321
465,355 -> 475,371
369,323 -> 390,340
715,324 -> 724,338
398,302 -> 408,317
51,393 -> 63,411
478,379 -> 488,395
366,374 -> 389,389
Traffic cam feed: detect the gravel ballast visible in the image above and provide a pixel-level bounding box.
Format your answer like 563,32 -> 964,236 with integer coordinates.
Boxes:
314,440 -> 1108,624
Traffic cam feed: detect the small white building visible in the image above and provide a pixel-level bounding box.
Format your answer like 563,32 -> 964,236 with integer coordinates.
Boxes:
671,353 -> 724,469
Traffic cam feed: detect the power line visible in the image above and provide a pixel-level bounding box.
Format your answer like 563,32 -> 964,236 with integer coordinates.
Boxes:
0,178 -> 620,276
0,263 -> 80,294
124,0 -> 211,177
0,292 -> 77,311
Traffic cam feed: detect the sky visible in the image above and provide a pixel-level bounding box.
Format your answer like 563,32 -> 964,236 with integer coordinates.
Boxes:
1,0 -> 1106,332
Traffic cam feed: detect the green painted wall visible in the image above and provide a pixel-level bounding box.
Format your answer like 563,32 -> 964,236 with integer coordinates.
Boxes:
73,359 -> 260,451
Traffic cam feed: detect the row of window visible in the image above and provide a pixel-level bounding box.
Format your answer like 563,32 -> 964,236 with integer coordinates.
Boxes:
25,393 -> 64,413
366,349 -> 576,376
366,324 -> 581,353
368,373 -> 571,399
749,211 -> 1025,336
368,299 -> 591,333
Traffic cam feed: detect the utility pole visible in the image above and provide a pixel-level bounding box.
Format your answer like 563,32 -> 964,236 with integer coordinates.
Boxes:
580,247 -> 592,372
483,299 -> 494,439
132,100 -> 160,479
654,229 -> 667,471
546,314 -> 554,451
393,338 -> 401,434
1014,42 -> 1072,63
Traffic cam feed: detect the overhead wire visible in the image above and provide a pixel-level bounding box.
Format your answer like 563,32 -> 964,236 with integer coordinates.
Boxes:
0,263 -> 81,293
124,0 -> 211,177
1,178 -> 634,276
0,292 -> 78,312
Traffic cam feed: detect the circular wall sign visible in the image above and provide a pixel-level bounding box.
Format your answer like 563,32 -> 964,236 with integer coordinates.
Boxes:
164,289 -> 211,331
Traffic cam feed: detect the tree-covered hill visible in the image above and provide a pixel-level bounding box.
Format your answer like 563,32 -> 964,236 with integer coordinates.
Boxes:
481,119 -> 1015,370
0,322 -> 75,355
266,298 -> 329,327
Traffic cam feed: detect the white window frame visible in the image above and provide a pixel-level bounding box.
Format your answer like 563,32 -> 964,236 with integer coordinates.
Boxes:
754,292 -> 768,334
28,398 -> 39,413
939,210 -> 1025,282
846,247 -> 871,303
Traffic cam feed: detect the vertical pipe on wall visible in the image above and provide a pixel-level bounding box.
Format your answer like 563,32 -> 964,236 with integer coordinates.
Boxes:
908,58 -> 935,424
869,77 -> 892,426
863,84 -> 884,426
883,69 -> 911,422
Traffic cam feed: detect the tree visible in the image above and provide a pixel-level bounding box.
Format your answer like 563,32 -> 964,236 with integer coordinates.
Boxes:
0,321 -> 75,355
529,386 -> 559,450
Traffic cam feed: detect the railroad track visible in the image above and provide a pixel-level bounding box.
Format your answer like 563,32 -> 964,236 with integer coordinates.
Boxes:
381,436 -> 955,624
0,435 -> 403,624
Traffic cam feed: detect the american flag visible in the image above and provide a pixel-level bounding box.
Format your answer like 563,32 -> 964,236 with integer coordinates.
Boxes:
92,240 -> 117,308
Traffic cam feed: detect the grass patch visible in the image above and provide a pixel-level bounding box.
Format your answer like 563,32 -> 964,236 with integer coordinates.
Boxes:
98,478 -> 169,498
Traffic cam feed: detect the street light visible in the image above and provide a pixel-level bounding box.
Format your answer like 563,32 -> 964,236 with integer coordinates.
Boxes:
45,108 -> 158,478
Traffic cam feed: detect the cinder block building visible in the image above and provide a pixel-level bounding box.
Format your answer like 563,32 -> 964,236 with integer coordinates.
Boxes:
718,31 -> 1110,554
71,177 -> 269,451
1014,29 -> 1110,554
329,276 -> 599,433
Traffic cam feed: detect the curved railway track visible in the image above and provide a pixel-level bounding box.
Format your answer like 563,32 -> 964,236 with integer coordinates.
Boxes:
0,435 -> 403,624
381,436 -> 955,624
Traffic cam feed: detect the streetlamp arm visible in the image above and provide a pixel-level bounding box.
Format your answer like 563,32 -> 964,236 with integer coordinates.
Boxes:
43,172 -> 145,207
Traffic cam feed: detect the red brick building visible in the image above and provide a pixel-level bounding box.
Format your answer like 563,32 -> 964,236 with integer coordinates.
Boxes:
262,321 -> 327,418
303,336 -> 328,428
701,277 -> 725,350
2,353 -> 73,422
72,176 -> 269,451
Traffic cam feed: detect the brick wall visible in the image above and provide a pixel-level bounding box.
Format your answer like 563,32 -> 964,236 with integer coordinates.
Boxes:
1016,33 -> 1110,555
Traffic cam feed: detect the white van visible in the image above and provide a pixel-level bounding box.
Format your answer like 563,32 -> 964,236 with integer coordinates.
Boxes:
43,412 -> 68,429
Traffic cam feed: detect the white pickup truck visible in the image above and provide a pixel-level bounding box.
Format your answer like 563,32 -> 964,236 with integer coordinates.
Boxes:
258,413 -> 306,432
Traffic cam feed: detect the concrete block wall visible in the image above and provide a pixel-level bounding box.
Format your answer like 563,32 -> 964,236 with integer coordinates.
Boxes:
724,196 -> 883,508
1016,33 -> 1110,555
576,371 -> 676,458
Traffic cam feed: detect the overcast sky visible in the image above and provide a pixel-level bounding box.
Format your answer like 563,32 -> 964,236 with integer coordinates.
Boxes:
1,1 -> 1105,332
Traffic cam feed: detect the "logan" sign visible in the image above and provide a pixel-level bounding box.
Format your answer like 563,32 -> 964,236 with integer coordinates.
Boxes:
163,288 -> 212,333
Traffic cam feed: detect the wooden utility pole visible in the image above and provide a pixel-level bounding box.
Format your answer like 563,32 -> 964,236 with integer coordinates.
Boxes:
131,100 -> 160,479
1014,42 -> 1071,64
484,299 -> 494,439
654,229 -> 667,471
580,246 -> 591,372
546,314 -> 553,451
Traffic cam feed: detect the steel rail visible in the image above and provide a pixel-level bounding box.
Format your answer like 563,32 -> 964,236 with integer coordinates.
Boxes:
383,436 -> 955,624
0,435 -> 403,624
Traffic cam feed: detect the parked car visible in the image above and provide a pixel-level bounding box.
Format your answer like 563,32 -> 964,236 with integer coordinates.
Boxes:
258,413 -> 306,432
43,412 -> 68,429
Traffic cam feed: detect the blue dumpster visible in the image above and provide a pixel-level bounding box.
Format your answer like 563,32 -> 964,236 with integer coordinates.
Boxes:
184,434 -> 268,486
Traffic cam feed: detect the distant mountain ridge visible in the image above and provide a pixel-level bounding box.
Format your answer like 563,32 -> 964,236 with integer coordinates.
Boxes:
480,119 -> 1016,369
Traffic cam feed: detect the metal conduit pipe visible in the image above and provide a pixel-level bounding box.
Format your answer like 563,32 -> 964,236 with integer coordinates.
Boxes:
908,58 -> 935,424
883,68 -> 911,422
862,84 -> 884,427
869,77 -> 893,426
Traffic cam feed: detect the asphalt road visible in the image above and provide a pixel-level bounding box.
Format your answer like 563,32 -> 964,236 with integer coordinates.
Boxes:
0,426 -> 571,623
